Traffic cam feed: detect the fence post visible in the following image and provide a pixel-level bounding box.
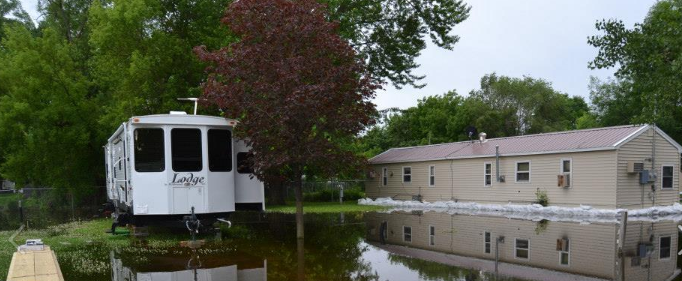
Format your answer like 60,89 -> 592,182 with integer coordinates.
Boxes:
19,199 -> 24,227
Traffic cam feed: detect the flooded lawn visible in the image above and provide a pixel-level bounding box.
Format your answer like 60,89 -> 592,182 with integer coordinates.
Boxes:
2,210 -> 682,280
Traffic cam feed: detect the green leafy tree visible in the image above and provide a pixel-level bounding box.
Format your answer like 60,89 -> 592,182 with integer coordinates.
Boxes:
588,0 -> 682,141
0,26 -> 99,193
0,0 -> 34,41
323,0 -> 470,88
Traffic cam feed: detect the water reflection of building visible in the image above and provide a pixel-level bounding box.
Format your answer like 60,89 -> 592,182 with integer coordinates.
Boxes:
365,211 -> 680,281
110,252 -> 267,281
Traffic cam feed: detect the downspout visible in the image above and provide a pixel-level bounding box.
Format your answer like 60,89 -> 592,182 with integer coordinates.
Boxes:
450,159 -> 455,200
496,145 -> 500,182
651,123 -> 652,206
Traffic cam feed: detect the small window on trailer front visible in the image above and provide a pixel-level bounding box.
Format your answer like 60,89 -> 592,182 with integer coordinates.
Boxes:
429,165 -> 435,186
171,128 -> 203,172
484,231 -> 491,254
237,152 -> 254,174
429,226 -> 435,246
208,129 -> 232,172
134,128 -> 165,172
560,239 -> 570,266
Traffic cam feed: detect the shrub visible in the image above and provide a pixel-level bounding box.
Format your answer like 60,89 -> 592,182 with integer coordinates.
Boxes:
535,189 -> 549,207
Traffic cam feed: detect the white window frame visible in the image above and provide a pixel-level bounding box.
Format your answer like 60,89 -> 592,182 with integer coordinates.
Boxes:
560,158 -> 572,187
428,165 -> 435,187
428,225 -> 435,246
403,226 -> 412,243
484,231 -> 492,254
484,162 -> 492,187
515,161 -> 531,183
559,239 -> 570,266
402,166 -> 412,183
661,165 -> 674,190
659,236 -> 672,260
382,167 -> 388,186
514,238 -> 530,260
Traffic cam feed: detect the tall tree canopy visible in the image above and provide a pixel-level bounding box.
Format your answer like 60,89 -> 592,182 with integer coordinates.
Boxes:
588,0 -> 682,141
323,0 -> 470,88
196,0 -> 379,237
358,74 -> 590,157
0,0 -> 33,41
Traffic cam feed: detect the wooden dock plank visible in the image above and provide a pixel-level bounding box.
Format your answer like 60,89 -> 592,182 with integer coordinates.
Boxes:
6,246 -> 64,281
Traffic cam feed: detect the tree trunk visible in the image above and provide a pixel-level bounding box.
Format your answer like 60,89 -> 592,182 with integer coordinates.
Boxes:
294,178 -> 304,240
297,236 -> 305,281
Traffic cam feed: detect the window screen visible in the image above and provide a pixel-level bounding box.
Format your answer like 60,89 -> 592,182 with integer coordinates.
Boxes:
237,152 -> 254,174
208,130 -> 232,172
516,162 -> 530,182
134,128 -> 165,172
662,166 -> 673,189
515,239 -> 529,259
171,129 -> 202,172
660,236 -> 671,259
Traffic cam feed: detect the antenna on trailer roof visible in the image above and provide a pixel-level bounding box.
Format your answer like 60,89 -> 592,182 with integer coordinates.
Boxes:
177,98 -> 201,115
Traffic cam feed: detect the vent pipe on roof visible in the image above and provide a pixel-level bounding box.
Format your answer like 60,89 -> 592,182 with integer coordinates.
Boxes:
479,132 -> 487,143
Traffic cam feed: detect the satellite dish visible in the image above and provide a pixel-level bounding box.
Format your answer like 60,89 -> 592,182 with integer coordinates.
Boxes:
466,126 -> 478,140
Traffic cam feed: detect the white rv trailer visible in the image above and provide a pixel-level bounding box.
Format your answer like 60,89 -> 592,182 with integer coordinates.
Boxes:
104,113 -> 264,228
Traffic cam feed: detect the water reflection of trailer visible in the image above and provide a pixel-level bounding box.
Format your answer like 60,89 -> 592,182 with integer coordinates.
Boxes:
110,252 -> 267,281
104,113 -> 264,228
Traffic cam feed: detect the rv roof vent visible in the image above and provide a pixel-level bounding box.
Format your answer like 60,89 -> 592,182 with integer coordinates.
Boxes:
170,111 -> 187,115
479,132 -> 487,143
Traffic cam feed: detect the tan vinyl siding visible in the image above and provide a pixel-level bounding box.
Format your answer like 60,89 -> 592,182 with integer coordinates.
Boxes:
620,221 -> 678,281
367,150 -> 618,208
616,128 -> 680,208
365,212 -> 620,279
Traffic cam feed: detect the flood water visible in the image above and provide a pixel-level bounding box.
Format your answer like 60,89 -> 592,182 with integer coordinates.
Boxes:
35,210 -> 678,281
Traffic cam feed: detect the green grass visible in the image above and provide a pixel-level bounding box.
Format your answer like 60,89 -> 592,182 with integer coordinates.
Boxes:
265,201 -> 386,213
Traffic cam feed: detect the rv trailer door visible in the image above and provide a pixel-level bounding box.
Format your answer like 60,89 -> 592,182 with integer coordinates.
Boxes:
169,128 -> 207,214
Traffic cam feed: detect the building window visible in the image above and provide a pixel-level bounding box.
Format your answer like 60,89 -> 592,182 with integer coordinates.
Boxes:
484,163 -> 492,187
662,166 -> 673,189
134,128 -> 165,172
171,128 -> 203,172
516,162 -> 531,183
561,159 -> 571,187
660,236 -> 671,259
403,226 -> 412,242
207,129 -> 232,172
237,152 -> 254,174
403,167 -> 412,183
484,231 -> 491,254
429,226 -> 435,246
429,165 -> 435,186
560,239 -> 570,266
515,238 -> 530,259
382,167 -> 388,186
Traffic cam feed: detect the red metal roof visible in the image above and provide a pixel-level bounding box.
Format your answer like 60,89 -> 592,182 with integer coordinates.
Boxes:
369,125 -> 648,164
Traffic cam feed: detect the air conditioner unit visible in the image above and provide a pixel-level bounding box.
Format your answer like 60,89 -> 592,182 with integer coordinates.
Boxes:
627,161 -> 645,174
499,175 -> 506,182
557,174 -> 570,188
556,238 -> 569,251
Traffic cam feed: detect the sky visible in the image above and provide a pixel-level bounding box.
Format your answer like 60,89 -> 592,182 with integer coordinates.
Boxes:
18,0 -> 656,110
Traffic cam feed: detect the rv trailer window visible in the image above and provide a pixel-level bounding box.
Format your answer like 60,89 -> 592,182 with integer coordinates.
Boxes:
237,152 -> 254,174
134,128 -> 165,172
208,130 -> 232,172
171,129 -> 203,172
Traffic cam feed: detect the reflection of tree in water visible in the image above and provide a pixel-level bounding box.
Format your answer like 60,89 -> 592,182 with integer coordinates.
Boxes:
231,212 -> 380,280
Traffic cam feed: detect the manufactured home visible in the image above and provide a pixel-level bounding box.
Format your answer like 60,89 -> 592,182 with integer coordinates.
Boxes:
366,125 -> 682,209
105,113 -> 264,228
365,211 -> 679,281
